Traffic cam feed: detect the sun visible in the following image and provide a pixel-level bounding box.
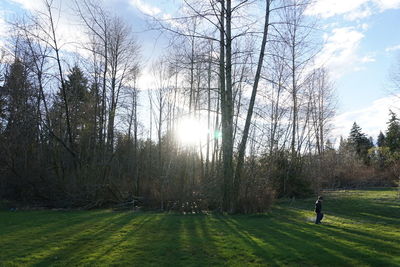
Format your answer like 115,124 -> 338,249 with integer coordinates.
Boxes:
176,117 -> 209,145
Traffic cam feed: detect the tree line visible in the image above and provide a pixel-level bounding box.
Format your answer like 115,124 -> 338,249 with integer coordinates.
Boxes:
0,0 -> 398,212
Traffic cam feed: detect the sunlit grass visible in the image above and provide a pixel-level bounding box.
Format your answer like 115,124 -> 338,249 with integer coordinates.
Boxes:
1,188 -> 399,266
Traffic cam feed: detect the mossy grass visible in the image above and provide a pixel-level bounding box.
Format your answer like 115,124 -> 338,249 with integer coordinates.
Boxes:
1,188 -> 399,266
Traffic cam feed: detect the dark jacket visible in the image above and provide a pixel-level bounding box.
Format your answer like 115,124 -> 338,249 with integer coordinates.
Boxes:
315,200 -> 322,213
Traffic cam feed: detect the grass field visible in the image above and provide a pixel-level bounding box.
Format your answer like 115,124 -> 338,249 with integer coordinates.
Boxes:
0,188 -> 399,266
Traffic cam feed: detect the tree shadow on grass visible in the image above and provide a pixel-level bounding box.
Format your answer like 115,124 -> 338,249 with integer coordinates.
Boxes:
112,214 -> 223,266
315,189 -> 400,226
327,200 -> 400,226
35,212 -> 155,266
1,211 -> 116,246
278,190 -> 400,243
0,210 -> 118,241
118,213 -> 185,266
0,211 -> 150,265
216,215 -> 295,266
1,198 -> 399,266
221,208 -> 399,266
2,212 -> 223,266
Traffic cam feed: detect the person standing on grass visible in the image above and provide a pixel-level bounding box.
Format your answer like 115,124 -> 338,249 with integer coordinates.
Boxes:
315,196 -> 324,224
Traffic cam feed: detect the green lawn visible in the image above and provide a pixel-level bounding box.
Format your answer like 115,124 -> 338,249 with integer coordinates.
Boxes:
1,188 -> 399,266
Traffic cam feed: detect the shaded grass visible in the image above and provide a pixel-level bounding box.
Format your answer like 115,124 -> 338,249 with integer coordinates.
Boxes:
0,188 -> 399,266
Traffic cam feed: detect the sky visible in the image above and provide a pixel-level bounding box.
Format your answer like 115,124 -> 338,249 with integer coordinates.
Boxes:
0,0 -> 400,144
304,0 -> 400,142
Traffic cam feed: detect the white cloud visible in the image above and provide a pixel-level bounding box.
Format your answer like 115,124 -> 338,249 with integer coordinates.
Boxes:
130,0 -> 161,16
306,0 -> 369,18
344,7 -> 372,20
353,66 -> 366,72
0,1 -> 89,66
331,95 -> 400,142
360,23 -> 369,30
360,55 -> 376,63
386,44 -> 400,52
306,0 -> 400,20
376,0 -> 400,10
8,0 -> 42,11
316,27 -> 365,78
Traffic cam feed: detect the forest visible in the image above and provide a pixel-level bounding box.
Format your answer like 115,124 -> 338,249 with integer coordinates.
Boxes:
0,0 -> 399,213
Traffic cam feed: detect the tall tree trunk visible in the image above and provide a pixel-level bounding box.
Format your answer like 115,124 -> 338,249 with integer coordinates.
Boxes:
206,44 -> 212,180
99,37 -> 108,152
47,1 -> 73,149
189,33 -> 195,113
291,37 -> 297,157
233,0 -> 271,212
221,0 -> 234,212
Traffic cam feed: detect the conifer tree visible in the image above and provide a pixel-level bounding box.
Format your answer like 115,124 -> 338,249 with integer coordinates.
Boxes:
348,122 -> 373,160
2,58 -> 37,140
385,110 -> 400,152
52,65 -> 90,146
0,58 -> 39,200
377,131 -> 386,147
64,65 -> 90,143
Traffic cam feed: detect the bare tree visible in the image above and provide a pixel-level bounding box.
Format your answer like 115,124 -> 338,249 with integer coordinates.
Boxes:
389,54 -> 400,109
10,0 -> 80,161
106,17 -> 141,153
233,0 -> 272,211
274,0 -> 316,156
307,67 -> 335,155
75,0 -> 110,149
149,58 -> 173,209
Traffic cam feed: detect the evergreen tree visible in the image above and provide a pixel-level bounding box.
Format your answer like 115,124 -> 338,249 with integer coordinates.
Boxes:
348,122 -> 373,160
65,66 -> 88,103
65,65 -> 90,142
377,131 -> 386,147
52,65 -> 90,145
0,58 -> 39,200
385,110 -> 400,152
1,58 -> 37,139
